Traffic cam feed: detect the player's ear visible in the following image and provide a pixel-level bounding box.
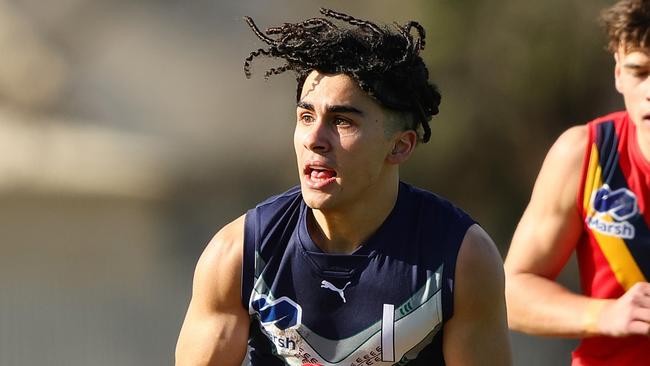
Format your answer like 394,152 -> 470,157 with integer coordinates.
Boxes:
386,130 -> 417,164
614,49 -> 623,94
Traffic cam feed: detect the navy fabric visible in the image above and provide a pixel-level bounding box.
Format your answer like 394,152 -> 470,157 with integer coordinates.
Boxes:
241,182 -> 475,365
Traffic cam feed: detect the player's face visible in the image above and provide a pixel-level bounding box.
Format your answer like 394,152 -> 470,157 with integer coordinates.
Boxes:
294,71 -> 397,211
615,48 -> 650,142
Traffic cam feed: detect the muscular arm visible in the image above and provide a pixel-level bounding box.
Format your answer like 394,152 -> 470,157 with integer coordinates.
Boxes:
175,215 -> 250,366
505,126 -> 650,338
505,126 -> 650,337
504,126 -> 588,337
443,224 -> 512,366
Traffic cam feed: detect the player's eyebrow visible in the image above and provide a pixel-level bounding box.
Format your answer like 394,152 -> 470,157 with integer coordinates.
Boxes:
297,101 -> 364,116
622,62 -> 648,69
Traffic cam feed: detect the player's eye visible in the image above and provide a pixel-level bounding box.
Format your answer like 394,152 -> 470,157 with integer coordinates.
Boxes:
333,117 -> 351,127
299,114 -> 315,124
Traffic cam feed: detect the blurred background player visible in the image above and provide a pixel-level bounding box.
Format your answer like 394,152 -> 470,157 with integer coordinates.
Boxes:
505,0 -> 650,365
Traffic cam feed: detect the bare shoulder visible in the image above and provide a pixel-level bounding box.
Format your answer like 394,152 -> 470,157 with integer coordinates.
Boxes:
526,124 -> 588,216
543,125 -> 588,178
201,215 -> 245,262
552,125 -> 588,151
455,224 -> 504,288
176,215 -> 249,366
193,215 -> 246,309
504,126 -> 588,278
443,224 -> 511,365
198,215 -> 245,274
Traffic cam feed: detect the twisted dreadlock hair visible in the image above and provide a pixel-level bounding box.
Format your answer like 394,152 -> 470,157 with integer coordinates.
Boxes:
243,8 -> 441,143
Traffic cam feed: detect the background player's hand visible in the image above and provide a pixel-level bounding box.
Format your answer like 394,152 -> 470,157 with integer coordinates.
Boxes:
597,282 -> 650,337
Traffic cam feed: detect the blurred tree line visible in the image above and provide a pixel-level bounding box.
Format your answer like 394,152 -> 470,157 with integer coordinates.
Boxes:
398,0 -> 618,250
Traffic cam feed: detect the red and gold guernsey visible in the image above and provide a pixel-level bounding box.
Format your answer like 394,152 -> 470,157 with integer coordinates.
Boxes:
575,111 -> 650,365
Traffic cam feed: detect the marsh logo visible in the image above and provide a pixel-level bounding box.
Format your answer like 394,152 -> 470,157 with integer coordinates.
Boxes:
587,185 -> 638,239
250,295 -> 302,330
592,185 -> 638,220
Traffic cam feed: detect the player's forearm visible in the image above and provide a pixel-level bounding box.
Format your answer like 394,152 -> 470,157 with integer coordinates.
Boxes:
175,309 -> 249,366
506,272 -> 607,338
175,331 -> 248,366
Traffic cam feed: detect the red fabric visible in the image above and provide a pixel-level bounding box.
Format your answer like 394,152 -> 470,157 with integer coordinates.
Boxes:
624,117 -> 650,225
576,112 -> 628,299
572,336 -> 650,366
573,112 -> 650,365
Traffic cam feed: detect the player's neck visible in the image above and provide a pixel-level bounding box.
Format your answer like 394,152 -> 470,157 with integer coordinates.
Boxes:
635,125 -> 650,162
308,177 -> 399,254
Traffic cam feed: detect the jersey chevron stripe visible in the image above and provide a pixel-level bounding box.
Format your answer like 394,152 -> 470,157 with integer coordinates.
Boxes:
381,304 -> 395,362
596,121 -> 619,183
584,142 -> 644,289
596,122 -> 650,281
622,214 -> 650,281
582,143 -> 602,213
583,121 -> 649,290
286,287 -> 442,365
249,264 -> 444,365
590,230 -> 645,290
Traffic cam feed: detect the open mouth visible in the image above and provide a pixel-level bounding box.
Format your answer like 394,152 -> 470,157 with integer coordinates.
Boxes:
304,164 -> 337,188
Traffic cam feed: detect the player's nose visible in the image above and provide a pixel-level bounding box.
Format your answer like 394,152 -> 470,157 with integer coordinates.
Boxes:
302,120 -> 331,153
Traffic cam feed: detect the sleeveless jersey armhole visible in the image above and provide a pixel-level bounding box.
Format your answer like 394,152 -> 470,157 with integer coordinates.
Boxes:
442,215 -> 477,322
241,209 -> 257,310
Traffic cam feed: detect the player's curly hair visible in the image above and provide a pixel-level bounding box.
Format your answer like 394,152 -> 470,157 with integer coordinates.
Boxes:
601,0 -> 650,53
243,8 -> 441,143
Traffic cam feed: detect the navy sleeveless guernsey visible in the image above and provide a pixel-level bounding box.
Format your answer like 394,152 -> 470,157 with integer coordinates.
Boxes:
241,182 -> 475,365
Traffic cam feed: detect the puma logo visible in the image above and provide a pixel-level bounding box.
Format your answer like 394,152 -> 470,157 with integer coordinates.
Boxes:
320,280 -> 351,303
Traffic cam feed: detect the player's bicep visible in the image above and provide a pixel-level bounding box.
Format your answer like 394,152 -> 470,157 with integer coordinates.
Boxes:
175,216 -> 250,366
443,225 -> 511,366
505,126 -> 587,279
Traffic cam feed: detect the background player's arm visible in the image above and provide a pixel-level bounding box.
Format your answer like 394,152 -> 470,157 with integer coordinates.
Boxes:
504,126 -> 650,338
443,224 -> 512,366
504,126 -> 587,337
175,215 -> 250,366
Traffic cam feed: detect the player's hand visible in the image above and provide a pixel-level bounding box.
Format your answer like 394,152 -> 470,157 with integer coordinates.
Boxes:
597,282 -> 650,337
